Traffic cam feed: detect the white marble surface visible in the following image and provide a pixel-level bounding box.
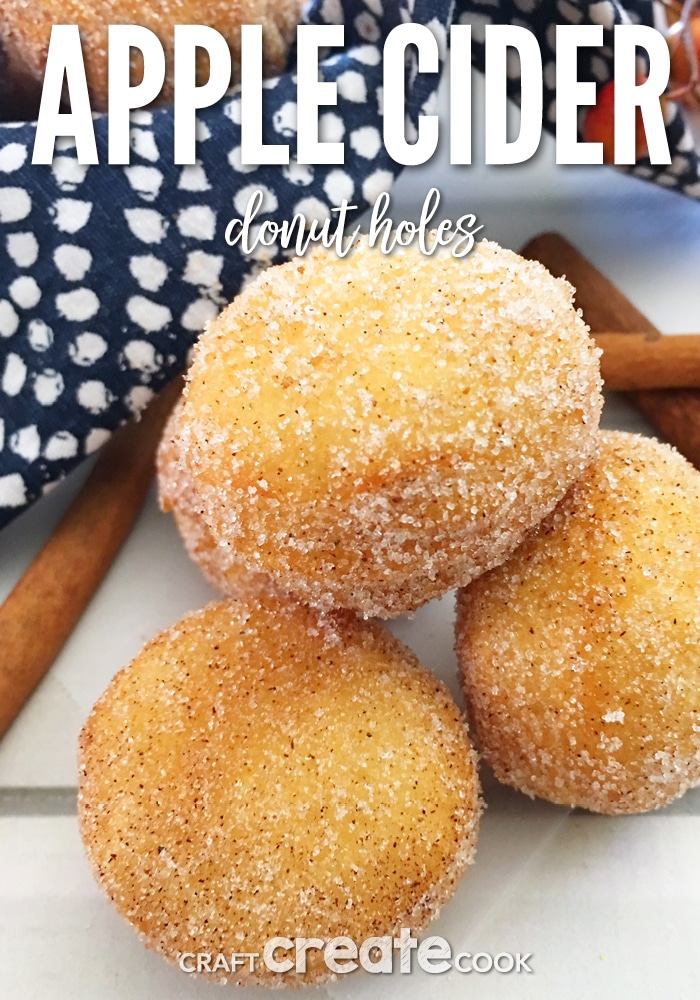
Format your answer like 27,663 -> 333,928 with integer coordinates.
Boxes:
2,92 -> 700,998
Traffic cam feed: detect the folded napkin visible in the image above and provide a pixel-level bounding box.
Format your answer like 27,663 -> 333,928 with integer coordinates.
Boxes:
0,0 -> 697,528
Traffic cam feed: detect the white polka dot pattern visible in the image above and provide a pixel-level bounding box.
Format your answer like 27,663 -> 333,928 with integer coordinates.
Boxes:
0,0 -> 442,524
0,0 -> 698,527
455,0 -> 700,196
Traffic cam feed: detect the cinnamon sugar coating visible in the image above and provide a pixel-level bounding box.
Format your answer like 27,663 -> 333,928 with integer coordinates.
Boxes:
457,430 -> 700,815
159,400 -> 281,600
175,238 -> 603,618
79,598 -> 481,986
1,0 -> 302,110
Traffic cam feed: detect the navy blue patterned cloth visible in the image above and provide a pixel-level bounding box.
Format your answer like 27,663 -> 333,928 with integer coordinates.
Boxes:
0,0 -> 697,528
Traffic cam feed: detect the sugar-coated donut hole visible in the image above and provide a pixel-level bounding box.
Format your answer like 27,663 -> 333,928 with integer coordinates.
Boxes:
172,503 -> 282,600
457,430 -> 700,815
79,597 -> 481,986
175,237 -> 603,617
159,400 -> 281,600
1,0 -> 303,109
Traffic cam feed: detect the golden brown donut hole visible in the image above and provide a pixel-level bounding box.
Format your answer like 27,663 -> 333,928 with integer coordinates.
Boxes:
175,238 -> 603,618
1,0 -> 303,110
457,430 -> 700,815
79,597 -> 481,986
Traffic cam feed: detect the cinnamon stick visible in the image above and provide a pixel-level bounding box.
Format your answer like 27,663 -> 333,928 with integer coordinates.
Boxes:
593,333 -> 700,391
0,377 -> 181,739
521,232 -> 700,470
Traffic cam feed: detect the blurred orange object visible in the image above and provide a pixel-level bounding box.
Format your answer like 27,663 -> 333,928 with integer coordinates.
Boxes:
583,77 -> 659,163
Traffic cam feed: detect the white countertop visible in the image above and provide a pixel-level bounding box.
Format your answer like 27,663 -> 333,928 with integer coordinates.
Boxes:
2,90 -> 700,998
